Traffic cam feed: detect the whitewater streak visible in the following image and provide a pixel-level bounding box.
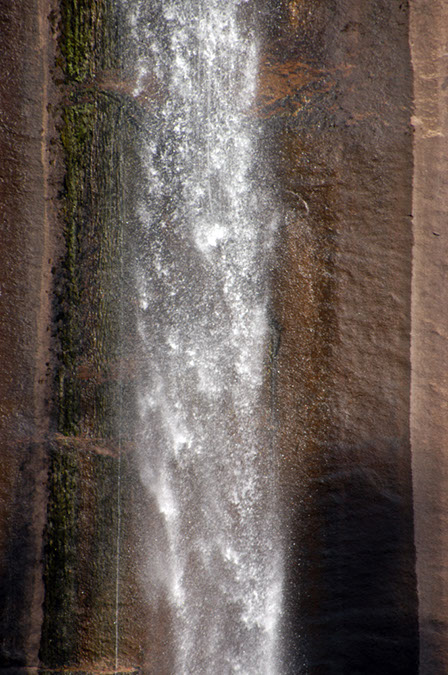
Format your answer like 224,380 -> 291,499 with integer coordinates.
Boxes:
121,1 -> 282,671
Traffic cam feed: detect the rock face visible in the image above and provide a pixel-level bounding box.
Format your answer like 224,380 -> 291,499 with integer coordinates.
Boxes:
258,0 -> 419,671
410,1 -> 448,672
0,0 -> 53,666
1,0 -> 447,672
0,1 -> 146,672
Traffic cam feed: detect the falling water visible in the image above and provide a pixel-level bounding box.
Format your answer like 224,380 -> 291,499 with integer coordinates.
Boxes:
120,1 -> 282,671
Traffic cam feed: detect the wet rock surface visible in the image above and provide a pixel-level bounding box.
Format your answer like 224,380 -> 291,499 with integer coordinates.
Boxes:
0,0 -> 147,671
258,0 -> 419,671
1,0 -> 444,672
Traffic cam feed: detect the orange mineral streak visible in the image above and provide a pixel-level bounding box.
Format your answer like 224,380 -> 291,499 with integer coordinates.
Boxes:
254,52 -> 354,119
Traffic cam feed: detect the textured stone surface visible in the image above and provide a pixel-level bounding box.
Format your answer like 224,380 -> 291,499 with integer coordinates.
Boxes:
0,1 -> 147,671
258,0 -> 419,671
410,1 -> 448,672
0,0 -> 53,666
2,0 -> 444,672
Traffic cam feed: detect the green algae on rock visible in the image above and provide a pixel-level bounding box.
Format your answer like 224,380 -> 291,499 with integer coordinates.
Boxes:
40,0 -> 140,669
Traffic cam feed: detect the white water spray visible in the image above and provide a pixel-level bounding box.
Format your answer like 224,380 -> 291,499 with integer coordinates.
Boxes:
121,1 -> 282,671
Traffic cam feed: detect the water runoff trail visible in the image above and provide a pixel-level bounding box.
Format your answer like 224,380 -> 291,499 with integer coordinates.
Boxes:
121,1 -> 283,671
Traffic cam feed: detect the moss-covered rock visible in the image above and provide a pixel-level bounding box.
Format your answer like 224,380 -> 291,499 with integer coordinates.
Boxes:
59,0 -> 121,83
40,442 -> 79,665
40,0 -> 142,670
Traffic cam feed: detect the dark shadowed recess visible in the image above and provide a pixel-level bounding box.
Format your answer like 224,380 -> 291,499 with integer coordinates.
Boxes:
255,0 -> 419,672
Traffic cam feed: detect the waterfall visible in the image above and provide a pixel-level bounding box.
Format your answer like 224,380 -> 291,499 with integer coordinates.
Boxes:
121,1 -> 282,671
